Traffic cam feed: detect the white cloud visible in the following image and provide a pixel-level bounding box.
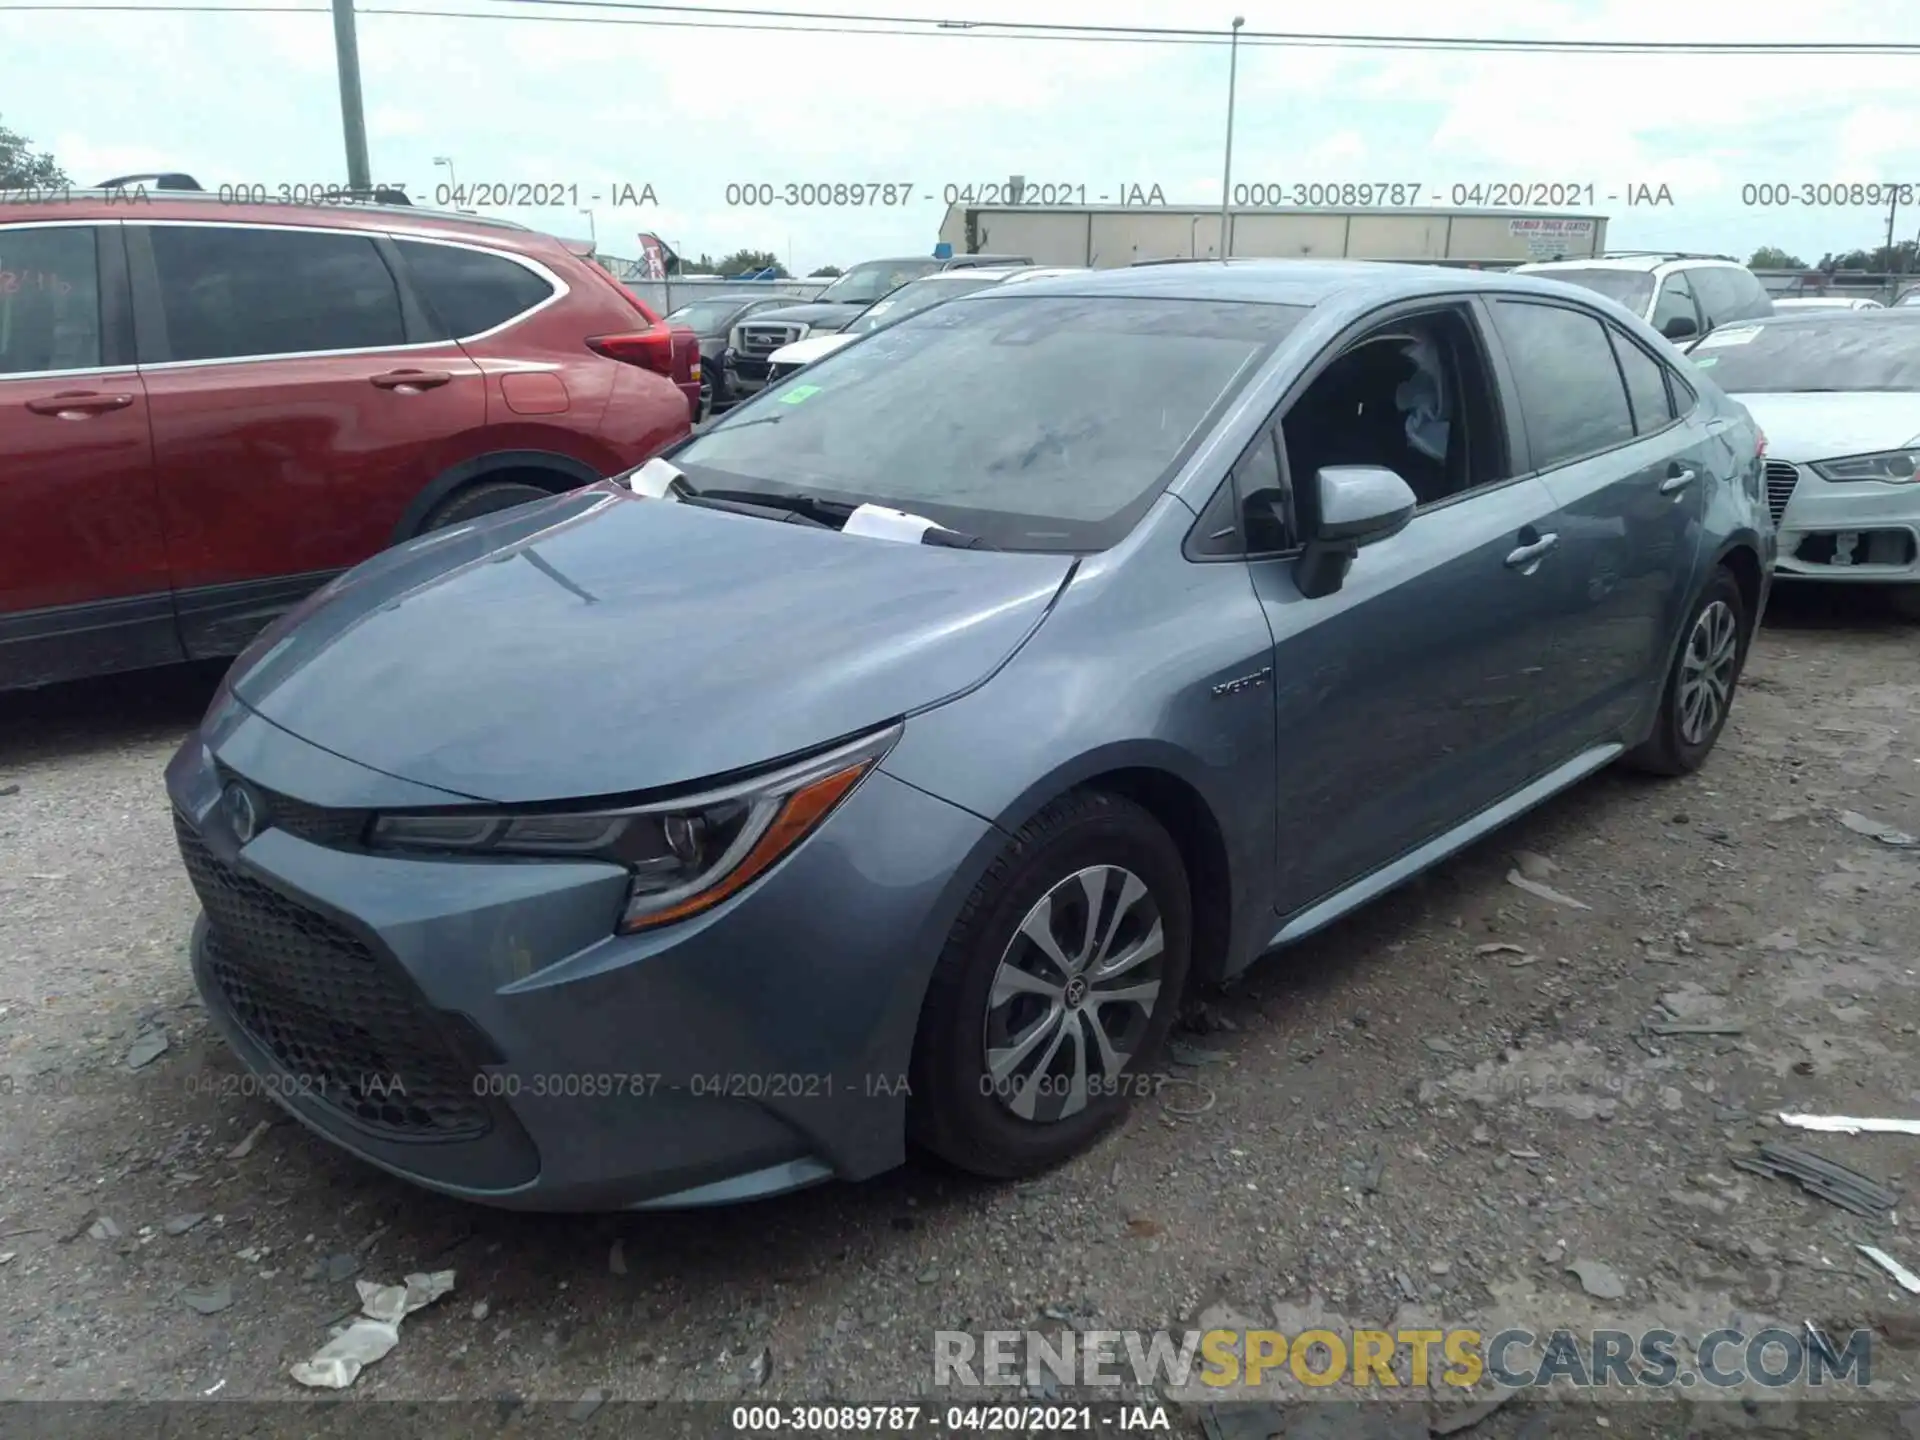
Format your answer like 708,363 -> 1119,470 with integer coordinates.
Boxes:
9,0 -> 1920,271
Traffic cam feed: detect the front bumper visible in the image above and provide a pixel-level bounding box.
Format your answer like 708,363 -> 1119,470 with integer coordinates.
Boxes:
165,697 -> 992,1211
731,354 -> 772,395
1772,462 -> 1920,582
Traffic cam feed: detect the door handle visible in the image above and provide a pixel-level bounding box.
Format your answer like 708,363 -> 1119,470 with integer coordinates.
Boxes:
1660,467 -> 1697,494
369,369 -> 452,391
25,391 -> 135,417
1504,533 -> 1559,571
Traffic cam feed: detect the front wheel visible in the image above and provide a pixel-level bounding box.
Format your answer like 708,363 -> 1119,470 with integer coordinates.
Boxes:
908,791 -> 1191,1179
1623,566 -> 1750,776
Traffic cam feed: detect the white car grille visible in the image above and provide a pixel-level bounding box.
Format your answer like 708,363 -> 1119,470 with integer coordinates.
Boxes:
734,322 -> 806,357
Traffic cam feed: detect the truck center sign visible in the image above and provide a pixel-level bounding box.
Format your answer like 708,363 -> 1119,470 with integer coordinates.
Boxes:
1508,217 -> 1598,258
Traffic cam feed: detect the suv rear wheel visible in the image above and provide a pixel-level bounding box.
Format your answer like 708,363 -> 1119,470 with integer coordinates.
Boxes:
421,479 -> 555,531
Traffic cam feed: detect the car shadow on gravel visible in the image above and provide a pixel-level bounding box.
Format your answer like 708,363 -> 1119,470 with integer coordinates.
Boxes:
0,660 -> 226,764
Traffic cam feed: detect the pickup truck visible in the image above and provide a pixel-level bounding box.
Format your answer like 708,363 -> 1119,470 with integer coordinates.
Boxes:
726,253 -> 1030,397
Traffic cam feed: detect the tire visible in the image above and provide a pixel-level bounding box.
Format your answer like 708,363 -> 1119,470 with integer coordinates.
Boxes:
1623,566 -> 1750,777
907,790 -> 1192,1179
421,480 -> 553,532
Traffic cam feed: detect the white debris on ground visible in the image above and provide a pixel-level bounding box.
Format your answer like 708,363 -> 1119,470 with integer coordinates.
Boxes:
289,1270 -> 456,1390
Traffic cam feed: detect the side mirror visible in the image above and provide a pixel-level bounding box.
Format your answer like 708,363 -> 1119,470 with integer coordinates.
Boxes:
1661,315 -> 1699,341
1294,466 -> 1417,599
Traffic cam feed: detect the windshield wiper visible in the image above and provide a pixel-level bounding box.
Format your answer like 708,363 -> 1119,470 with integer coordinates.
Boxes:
692,488 -> 858,526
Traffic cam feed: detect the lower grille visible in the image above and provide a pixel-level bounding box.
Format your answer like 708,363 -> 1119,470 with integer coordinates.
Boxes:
1764,460 -> 1800,525
175,811 -> 491,1141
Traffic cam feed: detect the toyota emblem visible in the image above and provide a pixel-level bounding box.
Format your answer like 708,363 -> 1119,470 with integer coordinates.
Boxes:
223,783 -> 260,844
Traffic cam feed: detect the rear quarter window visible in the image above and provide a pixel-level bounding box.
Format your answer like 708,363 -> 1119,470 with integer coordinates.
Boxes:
396,240 -> 555,339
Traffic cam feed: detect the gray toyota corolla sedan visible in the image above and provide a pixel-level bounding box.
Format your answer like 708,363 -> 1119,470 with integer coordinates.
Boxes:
166,261 -> 1774,1211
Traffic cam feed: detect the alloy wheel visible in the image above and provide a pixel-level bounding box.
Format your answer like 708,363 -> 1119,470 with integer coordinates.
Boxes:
1678,598 -> 1739,746
982,865 -> 1165,1123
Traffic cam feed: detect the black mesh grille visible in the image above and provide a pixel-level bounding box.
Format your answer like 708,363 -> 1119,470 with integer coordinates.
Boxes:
1764,460 -> 1800,526
175,810 -> 491,1141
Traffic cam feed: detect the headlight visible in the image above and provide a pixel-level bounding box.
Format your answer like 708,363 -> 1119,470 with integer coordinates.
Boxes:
368,725 -> 900,932
1811,450 -> 1920,483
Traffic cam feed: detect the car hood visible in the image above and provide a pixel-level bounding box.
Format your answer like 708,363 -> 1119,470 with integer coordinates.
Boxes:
228,486 -> 1074,804
745,302 -> 861,329
769,333 -> 857,366
1727,390 -> 1920,462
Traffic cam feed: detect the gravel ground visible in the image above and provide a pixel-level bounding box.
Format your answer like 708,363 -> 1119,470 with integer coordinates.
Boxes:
2,586 -> 1919,1437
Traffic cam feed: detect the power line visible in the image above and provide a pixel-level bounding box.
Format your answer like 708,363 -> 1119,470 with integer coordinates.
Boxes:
6,0 -> 1920,53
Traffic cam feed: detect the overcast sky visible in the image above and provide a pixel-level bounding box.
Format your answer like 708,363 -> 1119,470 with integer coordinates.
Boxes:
12,0 -> 1920,273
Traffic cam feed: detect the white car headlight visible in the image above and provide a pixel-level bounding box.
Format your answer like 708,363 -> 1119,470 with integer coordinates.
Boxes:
1810,450 -> 1920,484
369,725 -> 900,932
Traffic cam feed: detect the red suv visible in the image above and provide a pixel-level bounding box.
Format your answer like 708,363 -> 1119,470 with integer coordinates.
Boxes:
0,184 -> 696,690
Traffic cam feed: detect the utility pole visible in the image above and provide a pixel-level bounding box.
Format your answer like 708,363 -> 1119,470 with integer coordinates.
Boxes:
1887,190 -> 1902,302
331,0 -> 372,193
1219,17 -> 1245,261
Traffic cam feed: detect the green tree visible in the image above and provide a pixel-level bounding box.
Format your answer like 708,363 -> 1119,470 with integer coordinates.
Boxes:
1818,241 -> 1920,272
809,264 -> 844,278
1748,246 -> 1807,270
716,248 -> 788,277
0,116 -> 69,188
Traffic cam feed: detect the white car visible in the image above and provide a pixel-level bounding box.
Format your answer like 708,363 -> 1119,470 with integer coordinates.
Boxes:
1772,296 -> 1885,312
1515,253 -> 1774,345
1689,310 -> 1920,616
763,266 -> 1085,382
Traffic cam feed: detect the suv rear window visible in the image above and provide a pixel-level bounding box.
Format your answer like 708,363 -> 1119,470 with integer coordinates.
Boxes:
0,225 -> 100,374
1526,268 -> 1654,315
145,225 -> 405,361
674,295 -> 1307,552
396,240 -> 554,339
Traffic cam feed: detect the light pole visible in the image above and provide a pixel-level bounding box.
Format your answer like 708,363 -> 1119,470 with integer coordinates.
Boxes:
433,155 -> 456,202
1219,16 -> 1244,262
579,207 -> 597,245
330,0 -> 371,193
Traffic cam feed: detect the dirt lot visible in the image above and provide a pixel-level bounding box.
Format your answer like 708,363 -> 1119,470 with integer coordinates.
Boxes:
2,587 -> 1919,1437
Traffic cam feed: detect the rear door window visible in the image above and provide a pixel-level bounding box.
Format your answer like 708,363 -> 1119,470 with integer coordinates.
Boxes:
1489,300 -> 1637,469
395,240 -> 554,339
0,225 -> 101,374
144,225 -> 406,362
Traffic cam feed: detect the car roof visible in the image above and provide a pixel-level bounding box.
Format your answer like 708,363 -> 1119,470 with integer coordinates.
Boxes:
0,188 -> 570,262
1736,307 -> 1920,329
956,258 -> 1642,308
1518,255 -> 1739,275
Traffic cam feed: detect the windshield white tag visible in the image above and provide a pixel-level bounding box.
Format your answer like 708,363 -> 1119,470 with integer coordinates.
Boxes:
842,503 -> 938,543
626,457 -> 687,500
1696,326 -> 1761,348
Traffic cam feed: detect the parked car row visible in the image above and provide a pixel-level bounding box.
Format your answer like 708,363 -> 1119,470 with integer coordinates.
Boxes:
162,257 -> 1778,1211
0,183 -> 702,690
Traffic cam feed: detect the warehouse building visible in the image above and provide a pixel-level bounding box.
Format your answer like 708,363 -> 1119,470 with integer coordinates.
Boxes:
936,203 -> 1608,269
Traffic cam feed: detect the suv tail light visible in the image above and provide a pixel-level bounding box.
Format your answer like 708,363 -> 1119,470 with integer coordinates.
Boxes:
588,325 -> 677,376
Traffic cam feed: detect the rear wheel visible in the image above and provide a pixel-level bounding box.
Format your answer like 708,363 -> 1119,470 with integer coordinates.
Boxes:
421,479 -> 554,532
1624,566 -> 1750,776
908,791 -> 1191,1179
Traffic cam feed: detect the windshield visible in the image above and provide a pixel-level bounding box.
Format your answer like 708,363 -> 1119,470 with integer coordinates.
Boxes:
663,298 -> 752,333
817,259 -> 943,305
1527,268 -> 1656,314
672,295 -> 1306,551
1691,316 -> 1920,392
844,275 -> 1006,335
